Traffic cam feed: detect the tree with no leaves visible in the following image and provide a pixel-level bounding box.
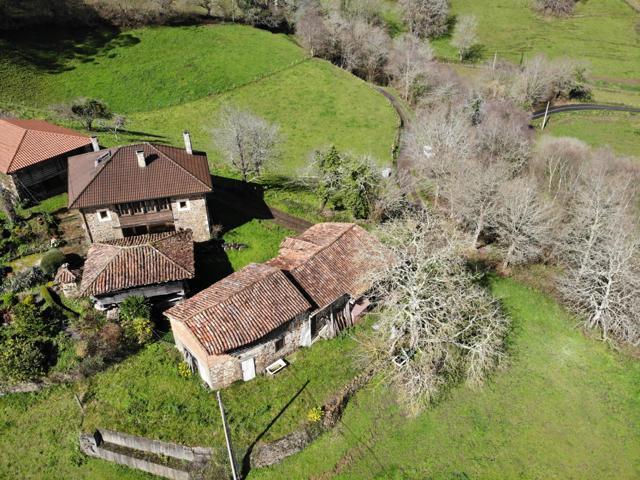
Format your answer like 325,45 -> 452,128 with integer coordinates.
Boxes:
399,0 -> 450,38
337,16 -> 390,82
556,161 -> 640,346
386,33 -> 434,102
213,105 -> 280,183
295,0 -> 332,58
451,14 -> 478,61
361,211 -> 509,413
533,0 -> 576,16
494,177 -> 555,269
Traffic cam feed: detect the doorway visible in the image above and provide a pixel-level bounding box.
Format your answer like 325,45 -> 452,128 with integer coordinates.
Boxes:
241,357 -> 256,381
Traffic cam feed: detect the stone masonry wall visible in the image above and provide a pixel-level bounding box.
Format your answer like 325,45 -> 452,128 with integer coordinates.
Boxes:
0,172 -> 19,198
81,206 -> 123,243
171,195 -> 210,242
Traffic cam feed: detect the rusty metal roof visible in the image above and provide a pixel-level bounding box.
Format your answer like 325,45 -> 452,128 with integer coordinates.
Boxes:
0,119 -> 91,174
80,230 -> 195,297
165,263 -> 312,355
67,143 -> 212,209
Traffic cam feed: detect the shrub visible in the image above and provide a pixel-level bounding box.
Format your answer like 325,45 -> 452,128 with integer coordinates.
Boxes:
126,317 -> 154,345
306,406 -> 324,423
533,0 -> 576,16
177,362 -> 192,378
119,295 -> 151,323
40,249 -> 66,275
0,266 -> 46,294
0,334 -> 48,382
98,322 -> 124,357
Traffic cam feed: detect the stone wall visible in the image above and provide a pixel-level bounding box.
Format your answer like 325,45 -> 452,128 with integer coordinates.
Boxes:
0,172 -> 19,198
171,195 -> 211,242
81,206 -> 123,243
171,313 -> 308,389
79,429 -> 213,480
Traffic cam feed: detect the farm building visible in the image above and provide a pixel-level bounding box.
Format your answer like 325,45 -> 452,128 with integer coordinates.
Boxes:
67,134 -> 213,242
0,118 -> 94,201
78,230 -> 195,310
165,223 -> 387,389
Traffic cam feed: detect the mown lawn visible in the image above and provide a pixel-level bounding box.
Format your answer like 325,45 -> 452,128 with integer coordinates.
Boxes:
536,111 -> 640,158
223,220 -> 293,271
250,278 -> 640,480
0,24 -> 305,112
432,0 -> 640,83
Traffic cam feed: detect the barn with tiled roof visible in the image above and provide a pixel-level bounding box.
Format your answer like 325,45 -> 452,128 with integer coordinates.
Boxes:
0,118 -> 93,201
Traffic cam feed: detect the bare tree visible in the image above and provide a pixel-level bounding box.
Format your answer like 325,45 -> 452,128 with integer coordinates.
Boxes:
399,0 -> 450,38
533,0 -> 576,16
111,114 -> 127,140
451,14 -> 478,61
338,16 -> 390,81
557,164 -> 640,345
530,136 -> 589,203
195,0 -> 218,16
213,105 -> 280,183
362,211 -> 509,413
494,177 -> 555,269
295,0 -> 331,58
386,33 -> 433,102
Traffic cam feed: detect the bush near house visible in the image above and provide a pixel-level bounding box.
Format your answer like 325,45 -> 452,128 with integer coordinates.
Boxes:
39,248 -> 66,275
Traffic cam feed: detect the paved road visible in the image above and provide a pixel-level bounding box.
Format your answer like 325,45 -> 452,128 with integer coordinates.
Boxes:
532,103 -> 640,119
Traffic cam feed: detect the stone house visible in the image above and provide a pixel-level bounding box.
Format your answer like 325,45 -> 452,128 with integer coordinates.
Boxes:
67,134 -> 212,243
78,230 -> 195,310
0,118 -> 95,201
165,223 -> 388,389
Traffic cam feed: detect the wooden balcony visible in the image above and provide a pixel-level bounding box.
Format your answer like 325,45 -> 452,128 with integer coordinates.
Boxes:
118,210 -> 174,228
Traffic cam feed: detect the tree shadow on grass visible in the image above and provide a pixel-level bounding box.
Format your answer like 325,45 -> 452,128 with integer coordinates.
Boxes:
0,26 -> 139,74
240,380 -> 310,478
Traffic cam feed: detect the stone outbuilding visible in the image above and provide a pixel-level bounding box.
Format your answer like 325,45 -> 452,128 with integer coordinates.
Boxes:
165,222 -> 389,389
67,134 -> 212,243
79,230 -> 195,310
54,263 -> 82,298
0,118 -> 94,201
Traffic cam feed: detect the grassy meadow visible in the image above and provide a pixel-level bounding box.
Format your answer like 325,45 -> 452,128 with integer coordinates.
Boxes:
536,111 -> 640,158
432,0 -> 640,84
249,278 -> 640,480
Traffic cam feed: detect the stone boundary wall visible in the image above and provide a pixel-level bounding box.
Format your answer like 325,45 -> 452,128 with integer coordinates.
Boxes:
99,429 -> 213,462
250,368 -> 375,469
80,429 -> 213,480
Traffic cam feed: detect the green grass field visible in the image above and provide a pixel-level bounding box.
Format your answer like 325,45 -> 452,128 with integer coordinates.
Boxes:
536,111 -> 640,158
249,278 -> 640,480
0,25 -> 305,112
432,0 -> 640,84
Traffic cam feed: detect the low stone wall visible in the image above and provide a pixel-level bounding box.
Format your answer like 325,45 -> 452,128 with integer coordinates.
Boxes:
250,368 -> 374,469
80,429 -> 213,480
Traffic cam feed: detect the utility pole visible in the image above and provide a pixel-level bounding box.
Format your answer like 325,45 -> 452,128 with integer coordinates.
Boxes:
541,101 -> 550,130
217,390 -> 239,480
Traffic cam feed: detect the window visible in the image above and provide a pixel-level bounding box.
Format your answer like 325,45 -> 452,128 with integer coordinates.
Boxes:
177,199 -> 190,211
275,337 -> 285,352
97,209 -> 111,222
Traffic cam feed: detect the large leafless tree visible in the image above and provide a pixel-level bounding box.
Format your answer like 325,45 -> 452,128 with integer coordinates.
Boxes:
386,33 -> 433,102
451,14 -> 478,61
213,105 -> 280,183
399,0 -> 450,38
361,211 -> 509,413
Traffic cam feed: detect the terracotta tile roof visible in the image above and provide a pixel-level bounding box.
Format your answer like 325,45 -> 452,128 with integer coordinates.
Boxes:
268,223 -> 388,308
67,143 -> 212,209
54,263 -> 80,284
0,119 -> 91,174
79,230 -> 195,297
165,263 -> 312,355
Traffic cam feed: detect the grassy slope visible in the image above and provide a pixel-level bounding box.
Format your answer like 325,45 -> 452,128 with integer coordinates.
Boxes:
432,0 -> 640,82
250,278 -> 640,480
0,25 -> 305,112
109,59 -> 398,175
536,111 -> 640,158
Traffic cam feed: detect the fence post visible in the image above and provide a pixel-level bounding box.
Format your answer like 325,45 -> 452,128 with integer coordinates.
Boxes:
217,390 -> 239,480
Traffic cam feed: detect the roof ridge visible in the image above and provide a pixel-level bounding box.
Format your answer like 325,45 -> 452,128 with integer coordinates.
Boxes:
291,223 -> 356,267
68,146 -> 118,208
150,143 -> 211,191
79,244 -> 121,295
6,127 -> 27,173
151,241 -> 194,278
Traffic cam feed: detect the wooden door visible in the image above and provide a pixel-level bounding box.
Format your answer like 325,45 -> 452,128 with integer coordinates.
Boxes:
241,358 -> 256,381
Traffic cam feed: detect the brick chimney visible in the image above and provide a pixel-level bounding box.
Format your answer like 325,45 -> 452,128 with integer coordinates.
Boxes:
135,149 -> 146,168
90,136 -> 100,152
183,130 -> 193,155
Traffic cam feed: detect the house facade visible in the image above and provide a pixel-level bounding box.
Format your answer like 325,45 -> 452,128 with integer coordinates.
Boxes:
67,136 -> 213,242
166,223 -> 388,389
78,230 -> 195,310
0,119 -> 94,201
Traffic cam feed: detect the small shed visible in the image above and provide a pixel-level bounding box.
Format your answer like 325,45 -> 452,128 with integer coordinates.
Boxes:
54,263 -> 81,298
